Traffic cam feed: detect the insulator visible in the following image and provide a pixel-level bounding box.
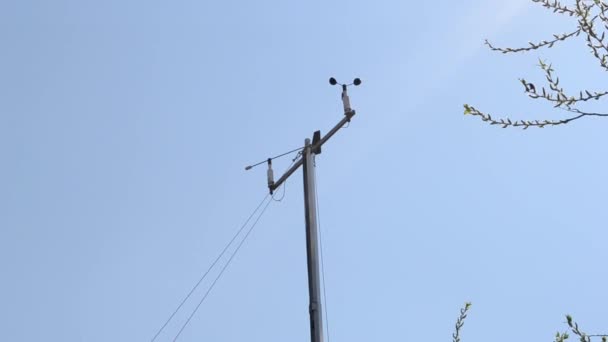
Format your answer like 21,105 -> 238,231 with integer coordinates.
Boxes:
267,159 -> 274,187
342,91 -> 351,114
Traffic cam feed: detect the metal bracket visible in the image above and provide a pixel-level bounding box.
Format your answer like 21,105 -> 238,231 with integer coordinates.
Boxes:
312,130 -> 321,155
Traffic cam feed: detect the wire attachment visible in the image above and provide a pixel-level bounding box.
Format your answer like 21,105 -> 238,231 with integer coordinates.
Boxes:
245,146 -> 305,171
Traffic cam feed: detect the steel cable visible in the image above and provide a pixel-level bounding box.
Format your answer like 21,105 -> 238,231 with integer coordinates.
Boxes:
171,196 -> 273,341
150,193 -> 270,342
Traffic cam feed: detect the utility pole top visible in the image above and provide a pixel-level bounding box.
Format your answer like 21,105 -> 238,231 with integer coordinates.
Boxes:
247,77 -> 361,342
265,77 -> 361,195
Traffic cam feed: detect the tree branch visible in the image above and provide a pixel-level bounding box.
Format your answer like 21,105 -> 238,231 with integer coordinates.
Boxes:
463,104 -> 582,128
532,0 -> 580,16
465,0 -> 608,129
452,303 -> 471,342
521,60 -> 608,108
485,29 -> 581,54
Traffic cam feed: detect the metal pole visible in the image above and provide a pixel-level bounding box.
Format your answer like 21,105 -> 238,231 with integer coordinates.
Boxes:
302,138 -> 324,342
250,78 -> 361,342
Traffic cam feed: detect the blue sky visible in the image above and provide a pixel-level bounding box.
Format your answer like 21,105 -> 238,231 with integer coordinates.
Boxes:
1,0 -> 607,341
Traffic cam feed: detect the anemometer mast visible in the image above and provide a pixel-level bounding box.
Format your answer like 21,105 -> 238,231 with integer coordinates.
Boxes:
249,77 -> 360,342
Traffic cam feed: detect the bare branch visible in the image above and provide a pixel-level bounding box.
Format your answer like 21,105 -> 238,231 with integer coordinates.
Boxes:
521,60 -> 608,107
576,1 -> 608,70
485,29 -> 581,54
465,0 -> 608,129
532,0 -> 580,16
462,104 -> 602,129
564,106 -> 608,116
452,303 -> 471,342
564,315 -> 608,342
